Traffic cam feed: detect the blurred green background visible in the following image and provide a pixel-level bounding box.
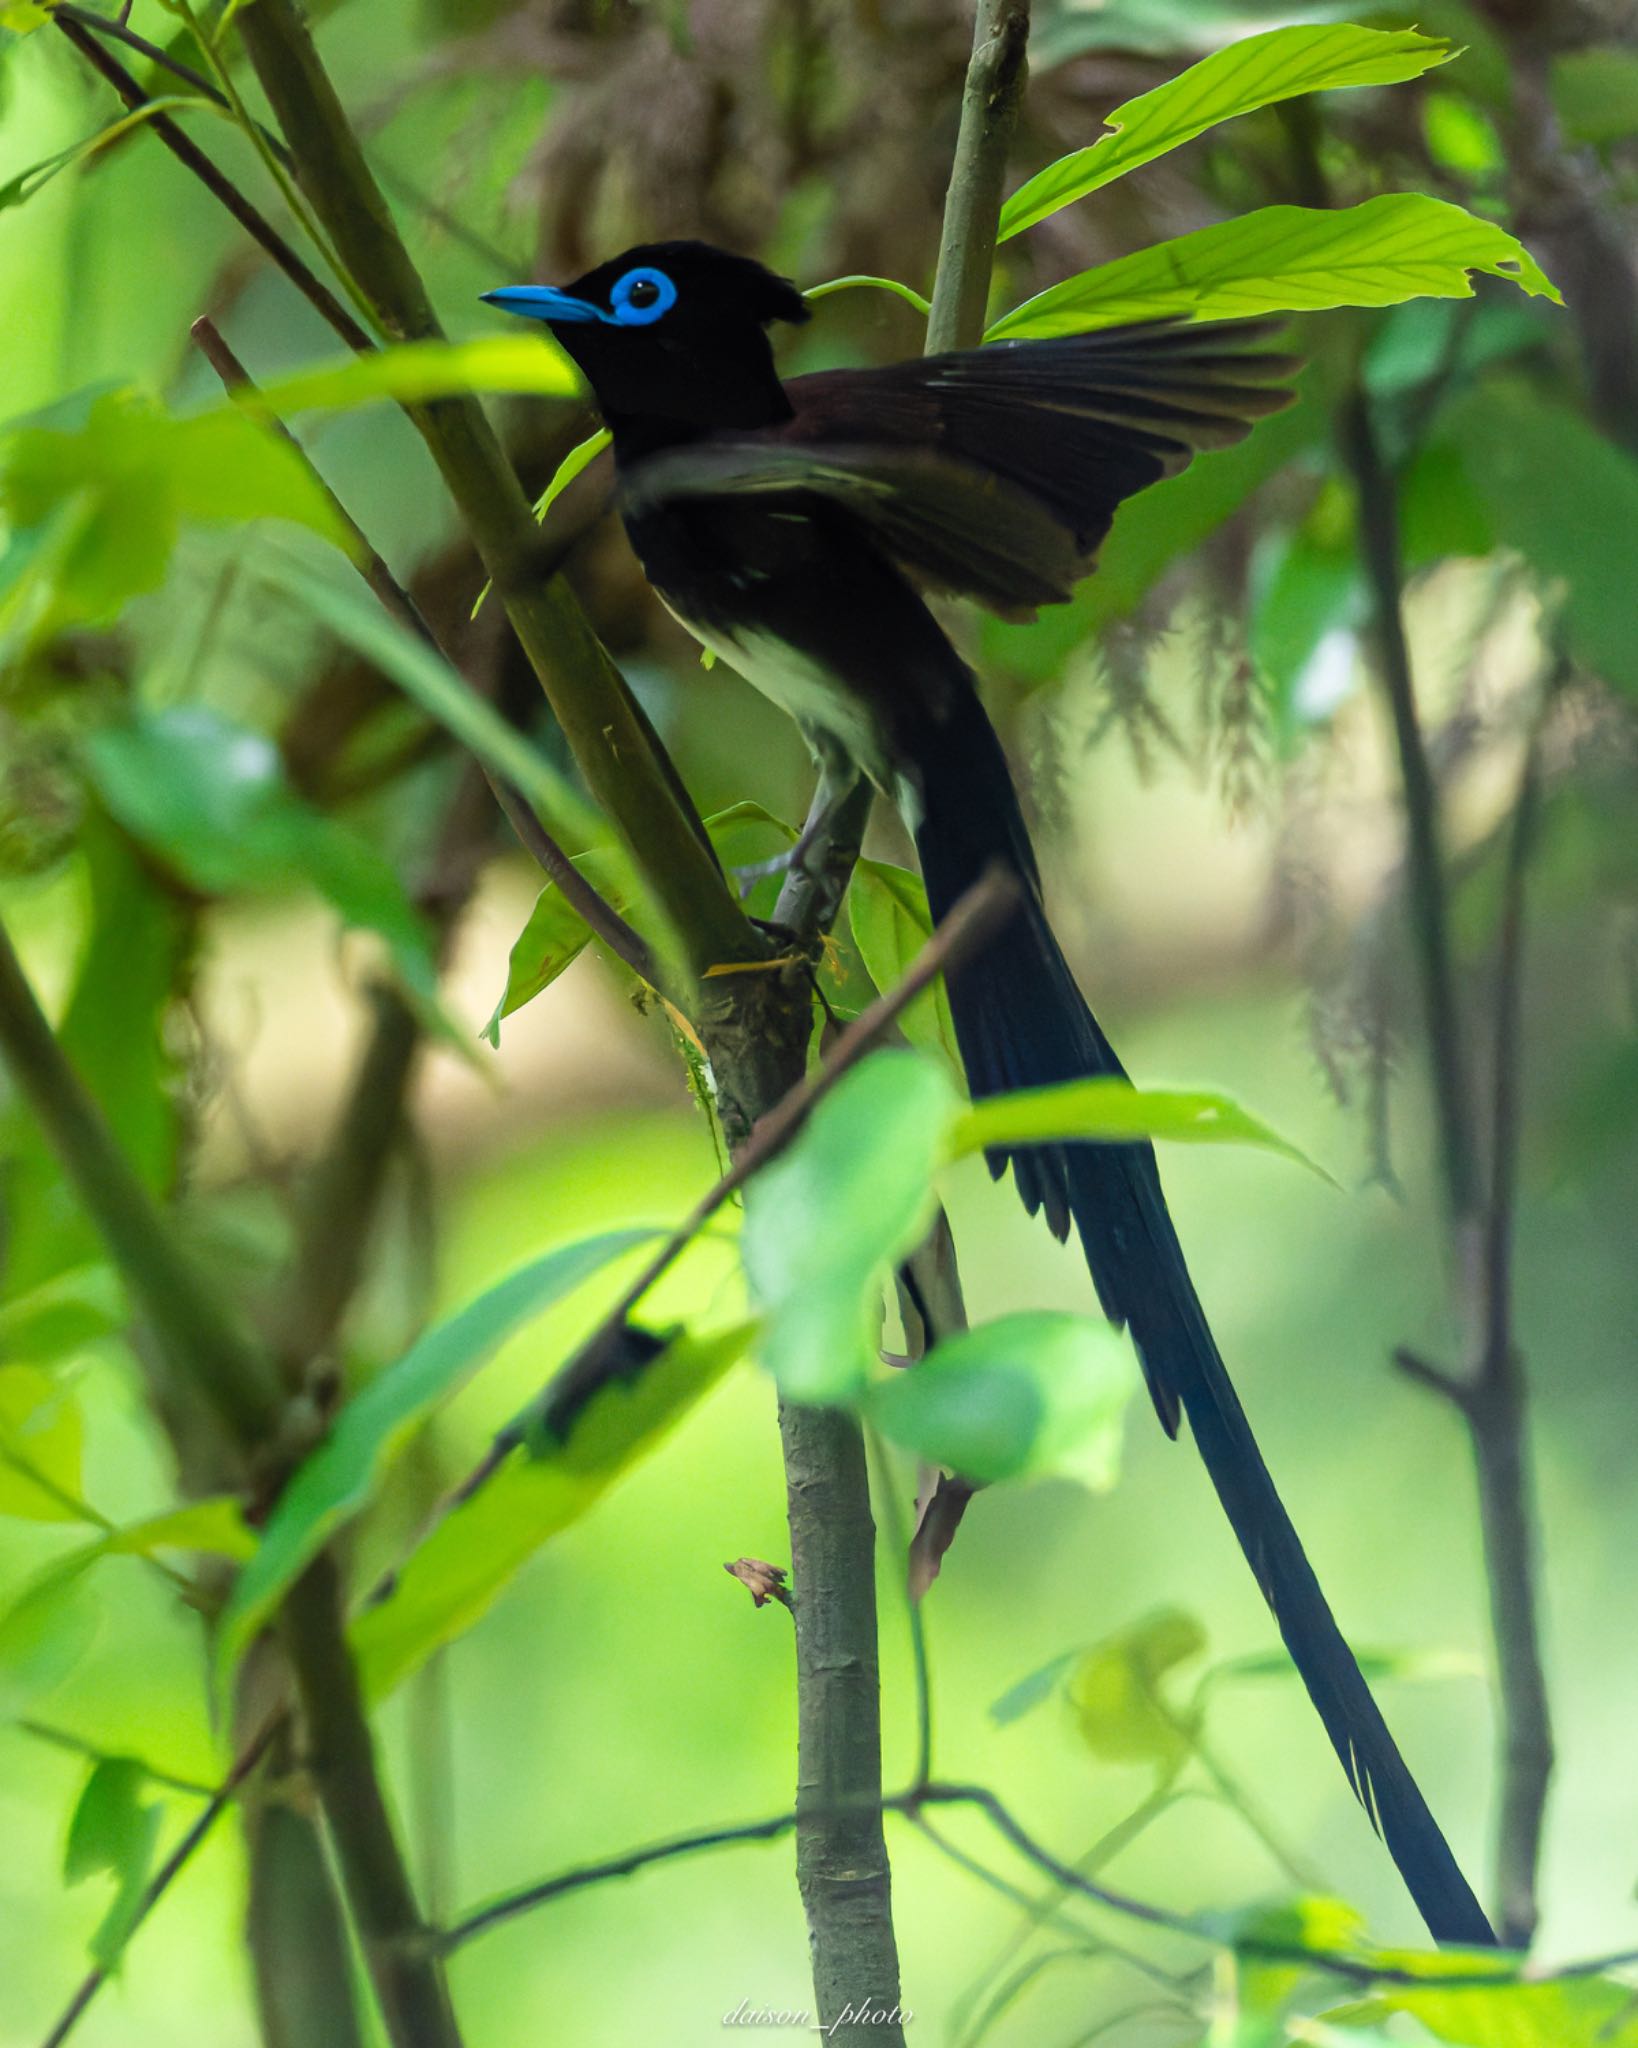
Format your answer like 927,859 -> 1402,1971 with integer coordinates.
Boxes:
2,1 -> 1636,2044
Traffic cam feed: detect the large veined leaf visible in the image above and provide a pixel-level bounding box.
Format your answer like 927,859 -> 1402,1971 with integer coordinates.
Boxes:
351,1320 -> 754,1699
741,1050 -> 958,1403
998,25 -> 1457,242
214,1229 -> 655,1682
986,195 -> 1559,340
865,1311 -> 1137,1485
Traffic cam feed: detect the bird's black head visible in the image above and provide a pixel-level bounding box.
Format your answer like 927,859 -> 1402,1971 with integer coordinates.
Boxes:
482,241 -> 810,445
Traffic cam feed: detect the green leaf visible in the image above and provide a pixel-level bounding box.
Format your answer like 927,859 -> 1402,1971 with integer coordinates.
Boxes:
82,706 -> 443,1017
1327,1955 -> 1638,2048
999,26 -> 1457,242
865,1310 -> 1137,1485
803,275 -> 933,318
0,1267 -> 124,1367
987,195 -> 1560,341
471,427 -> 611,618
106,1497 -> 256,1563
1065,1607 -> 1206,1768
0,99 -> 225,215
741,1050 -> 958,1403
0,390 -> 349,629
351,1320 -> 754,1698
1,0 -> 53,30
988,1649 -> 1077,1727
847,860 -> 962,1069
1212,1644 -> 1482,1687
0,1552 -> 103,1715
1444,382 -> 1638,697
214,1229 -> 655,1682
482,847 -> 635,1047
63,1756 -> 163,1970
0,1367 -> 86,1521
240,334 -> 583,415
1551,46 -> 1638,149
950,1076 -> 1330,1180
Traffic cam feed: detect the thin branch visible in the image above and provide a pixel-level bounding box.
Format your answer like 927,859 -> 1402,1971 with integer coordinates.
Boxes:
55,18 -> 375,353
188,316 -> 651,984
925,0 -> 1031,354
38,1718 -> 280,2048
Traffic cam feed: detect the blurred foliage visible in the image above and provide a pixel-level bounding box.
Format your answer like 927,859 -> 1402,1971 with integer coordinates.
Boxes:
0,0 -> 1636,2044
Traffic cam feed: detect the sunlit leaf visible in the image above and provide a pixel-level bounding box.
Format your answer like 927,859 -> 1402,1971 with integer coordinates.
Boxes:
482,848 -> 635,1048
741,1050 -> 958,1403
950,1077 -> 1330,1180
214,1230 -> 656,1682
1364,1973 -> 1638,2048
866,1311 -> 1138,1485
847,860 -> 962,1069
0,1366 -> 85,1522
352,1320 -> 754,1698
241,334 -> 583,415
987,196 -> 1559,341
1066,1607 -> 1206,1768
999,26 -> 1457,241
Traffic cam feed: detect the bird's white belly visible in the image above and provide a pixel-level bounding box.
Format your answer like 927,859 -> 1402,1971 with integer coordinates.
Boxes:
657,596 -> 893,785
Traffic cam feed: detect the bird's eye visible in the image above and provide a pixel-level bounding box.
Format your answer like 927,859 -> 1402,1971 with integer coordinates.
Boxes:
609,266 -> 677,326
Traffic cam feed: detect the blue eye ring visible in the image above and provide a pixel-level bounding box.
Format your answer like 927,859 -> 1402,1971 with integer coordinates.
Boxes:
608,266 -> 677,326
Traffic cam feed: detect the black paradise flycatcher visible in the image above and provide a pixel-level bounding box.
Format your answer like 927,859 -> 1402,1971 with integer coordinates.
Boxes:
484,241 -> 1495,1948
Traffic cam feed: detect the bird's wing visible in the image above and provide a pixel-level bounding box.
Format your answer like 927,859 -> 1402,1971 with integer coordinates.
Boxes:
615,439 -> 1087,612
775,317 -> 1300,600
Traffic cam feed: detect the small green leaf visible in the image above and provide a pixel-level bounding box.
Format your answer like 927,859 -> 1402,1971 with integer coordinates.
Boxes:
741,1050 -> 958,1403
351,1320 -> 753,1698
241,334 -> 583,415
0,1366 -> 86,1522
987,195 -> 1559,341
0,1552 -> 104,1715
999,26 -> 1458,241
63,1756 -> 163,1970
471,427 -> 610,618
214,1230 -> 655,1682
848,861 -> 962,1069
803,275 -> 932,318
989,1649 -> 1077,1727
1066,1607 -> 1206,1768
107,1498 -> 256,1563
1,0 -> 54,30
482,847 -> 635,1047
866,1310 -> 1137,1485
950,1077 -> 1331,1180
0,99 -> 224,214
0,1267 -> 123,1367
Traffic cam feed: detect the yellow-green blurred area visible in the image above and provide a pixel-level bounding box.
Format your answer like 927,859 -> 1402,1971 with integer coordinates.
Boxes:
2,0 -> 1637,2044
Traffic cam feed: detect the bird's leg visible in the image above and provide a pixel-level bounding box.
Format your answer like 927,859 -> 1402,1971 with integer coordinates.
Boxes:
731,744 -> 862,899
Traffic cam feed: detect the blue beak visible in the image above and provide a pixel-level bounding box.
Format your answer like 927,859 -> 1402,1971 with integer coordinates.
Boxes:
480,285 -> 606,326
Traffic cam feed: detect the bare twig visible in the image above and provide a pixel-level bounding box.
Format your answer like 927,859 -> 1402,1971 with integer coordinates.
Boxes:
38,1719 -> 280,2048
